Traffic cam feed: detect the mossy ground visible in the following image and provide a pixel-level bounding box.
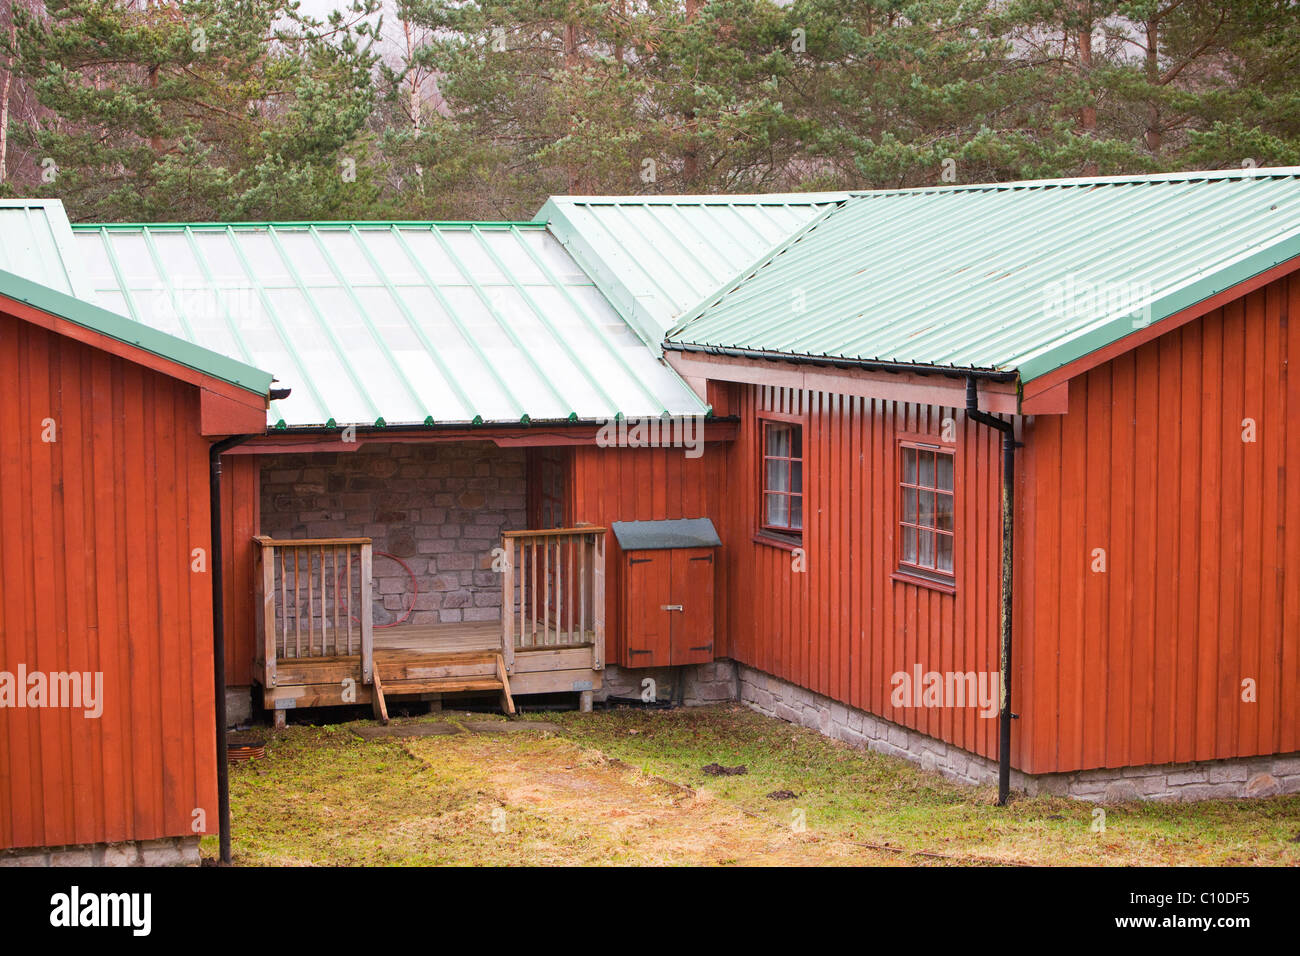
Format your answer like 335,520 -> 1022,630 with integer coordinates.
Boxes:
206,704 -> 1300,866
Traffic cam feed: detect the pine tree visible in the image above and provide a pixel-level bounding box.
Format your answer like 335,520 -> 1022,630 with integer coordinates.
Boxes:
4,0 -> 382,220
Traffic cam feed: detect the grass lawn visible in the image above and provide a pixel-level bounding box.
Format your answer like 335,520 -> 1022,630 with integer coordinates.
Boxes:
208,704 -> 1300,866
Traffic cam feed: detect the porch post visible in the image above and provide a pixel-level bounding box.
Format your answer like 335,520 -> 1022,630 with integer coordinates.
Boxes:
501,535 -> 515,674
592,531 -> 605,671
360,541 -> 374,684
255,536 -> 277,692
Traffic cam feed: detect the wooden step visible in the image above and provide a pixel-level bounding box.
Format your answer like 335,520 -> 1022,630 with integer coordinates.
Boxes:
370,653 -> 516,718
383,677 -> 505,696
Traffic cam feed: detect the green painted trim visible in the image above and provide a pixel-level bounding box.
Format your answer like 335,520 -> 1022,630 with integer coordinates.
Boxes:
536,193 -> 853,213
1017,234 -> 1300,382
0,267 -> 272,395
838,166 -> 1300,200
73,220 -> 548,231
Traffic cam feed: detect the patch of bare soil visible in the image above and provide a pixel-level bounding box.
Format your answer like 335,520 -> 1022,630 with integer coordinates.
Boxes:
406,733 -> 911,866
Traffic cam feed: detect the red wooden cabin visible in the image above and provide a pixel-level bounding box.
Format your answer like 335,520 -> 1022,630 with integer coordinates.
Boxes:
0,260 -> 270,862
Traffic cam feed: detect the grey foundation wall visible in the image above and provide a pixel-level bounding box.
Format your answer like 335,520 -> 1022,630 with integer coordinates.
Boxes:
0,836 -> 200,867
736,663 -> 1300,802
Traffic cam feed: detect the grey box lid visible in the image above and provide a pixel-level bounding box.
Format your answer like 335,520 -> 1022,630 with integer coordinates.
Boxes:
611,518 -> 722,551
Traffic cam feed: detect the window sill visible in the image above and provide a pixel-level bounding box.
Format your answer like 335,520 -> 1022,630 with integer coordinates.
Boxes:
890,569 -> 956,595
754,530 -> 802,552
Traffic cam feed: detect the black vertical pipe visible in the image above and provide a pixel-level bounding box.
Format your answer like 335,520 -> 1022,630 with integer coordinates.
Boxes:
209,434 -> 251,864
996,424 -> 1016,804
965,377 -> 1019,806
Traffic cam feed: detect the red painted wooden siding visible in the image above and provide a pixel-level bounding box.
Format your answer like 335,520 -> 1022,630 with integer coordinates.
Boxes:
718,385 -> 1005,763
1015,272 -> 1300,774
0,309 -> 217,851
220,456 -> 260,686
570,444 -> 728,666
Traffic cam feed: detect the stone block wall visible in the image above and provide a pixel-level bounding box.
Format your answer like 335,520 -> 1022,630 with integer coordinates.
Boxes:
738,663 -> 1300,802
259,443 -> 527,627
598,661 -> 738,707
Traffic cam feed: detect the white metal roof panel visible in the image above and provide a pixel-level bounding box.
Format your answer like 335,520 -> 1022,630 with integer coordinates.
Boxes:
73,221 -> 707,429
539,193 -> 850,347
0,199 -> 94,298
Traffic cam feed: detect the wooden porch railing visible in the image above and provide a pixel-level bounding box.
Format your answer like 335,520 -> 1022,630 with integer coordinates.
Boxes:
254,536 -> 375,689
500,527 -> 605,675
254,529 -> 605,692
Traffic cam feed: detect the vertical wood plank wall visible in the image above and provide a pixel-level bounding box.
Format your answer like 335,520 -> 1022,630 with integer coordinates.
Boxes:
219,456 -> 260,685
718,385 -> 1005,763
1017,273 -> 1300,774
570,444 -> 728,666
0,311 -> 217,851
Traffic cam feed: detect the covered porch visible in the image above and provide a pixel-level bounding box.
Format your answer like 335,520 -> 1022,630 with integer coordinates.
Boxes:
254,527 -> 605,724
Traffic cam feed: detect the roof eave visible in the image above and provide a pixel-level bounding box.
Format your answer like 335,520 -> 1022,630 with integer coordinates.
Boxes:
0,268 -> 274,398
663,340 -> 1019,382
1018,236 -> 1300,385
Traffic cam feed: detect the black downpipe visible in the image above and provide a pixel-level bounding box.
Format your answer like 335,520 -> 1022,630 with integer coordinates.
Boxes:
965,377 -> 1019,806
209,434 -> 253,864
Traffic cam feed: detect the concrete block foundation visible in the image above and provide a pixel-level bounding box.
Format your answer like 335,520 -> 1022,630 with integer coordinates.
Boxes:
735,663 -> 1300,802
0,836 -> 201,867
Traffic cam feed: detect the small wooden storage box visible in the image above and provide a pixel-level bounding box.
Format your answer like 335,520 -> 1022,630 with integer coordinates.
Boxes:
611,518 -> 721,668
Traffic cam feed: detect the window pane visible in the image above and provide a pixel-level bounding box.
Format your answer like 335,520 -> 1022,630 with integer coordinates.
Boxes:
919,530 -> 935,568
790,495 -> 803,530
790,426 -> 801,458
766,423 -> 790,458
919,449 -> 935,487
902,526 -> 917,563
935,491 -> 954,532
790,460 -> 803,493
765,493 -> 789,528
902,447 -> 916,484
937,452 -> 954,491
903,487 -> 917,523
937,532 -> 954,573
766,459 -> 789,493
919,490 -> 935,528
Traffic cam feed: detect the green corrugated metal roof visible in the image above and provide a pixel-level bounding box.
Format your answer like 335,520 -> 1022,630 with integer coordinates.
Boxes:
0,267 -> 273,396
0,199 -> 95,298
73,220 -> 708,428
539,193 -> 850,348
666,169 -> 1300,383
